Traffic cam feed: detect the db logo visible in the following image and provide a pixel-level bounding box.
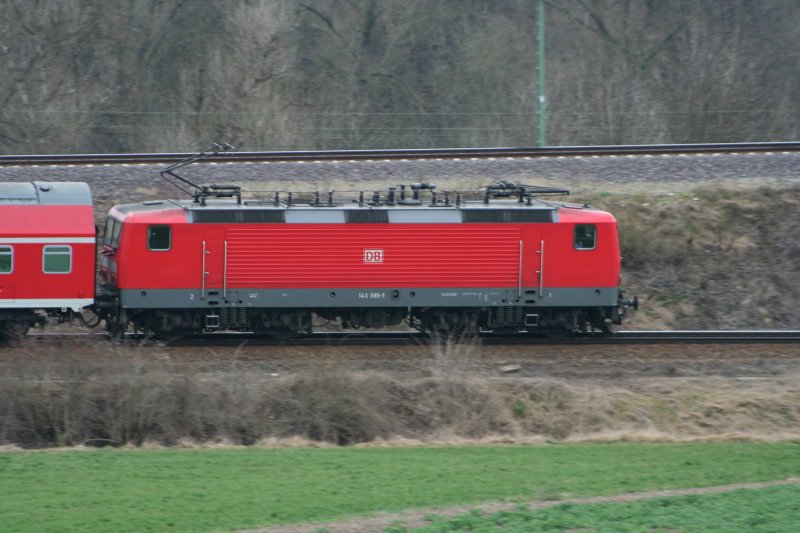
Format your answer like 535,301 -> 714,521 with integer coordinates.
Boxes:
363,249 -> 384,264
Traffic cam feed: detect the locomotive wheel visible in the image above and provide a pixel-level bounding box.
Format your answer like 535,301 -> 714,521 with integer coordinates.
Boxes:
431,311 -> 479,340
0,321 -> 30,341
596,322 -> 618,335
103,308 -> 129,341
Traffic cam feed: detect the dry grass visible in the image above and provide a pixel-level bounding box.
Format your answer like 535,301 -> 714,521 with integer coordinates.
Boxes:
2,343 -> 799,449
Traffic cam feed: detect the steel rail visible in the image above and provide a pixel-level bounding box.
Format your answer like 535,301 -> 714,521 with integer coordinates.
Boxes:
3,142 -> 800,167
151,329 -> 800,346
505,330 -> 800,345
14,329 -> 800,346
618,330 -> 800,342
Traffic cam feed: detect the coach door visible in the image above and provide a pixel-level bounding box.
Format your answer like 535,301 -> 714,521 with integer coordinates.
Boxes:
0,284 -> 13,303
201,228 -> 227,301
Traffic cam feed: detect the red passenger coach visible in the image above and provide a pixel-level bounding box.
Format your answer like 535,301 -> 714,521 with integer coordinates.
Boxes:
0,182 -> 95,338
99,180 -> 637,336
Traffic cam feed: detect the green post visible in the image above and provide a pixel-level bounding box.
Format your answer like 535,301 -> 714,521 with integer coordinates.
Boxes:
536,0 -> 546,146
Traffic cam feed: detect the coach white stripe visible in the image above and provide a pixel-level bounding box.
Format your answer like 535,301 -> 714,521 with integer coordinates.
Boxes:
0,237 -> 95,244
0,298 -> 93,311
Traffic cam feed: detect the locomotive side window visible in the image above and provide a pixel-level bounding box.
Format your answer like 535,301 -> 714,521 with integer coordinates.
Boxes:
147,225 -> 171,251
43,245 -> 72,273
574,224 -> 597,250
0,246 -> 12,273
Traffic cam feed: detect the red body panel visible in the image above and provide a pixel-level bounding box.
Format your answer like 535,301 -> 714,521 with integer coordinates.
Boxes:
0,204 -> 96,305
226,224 -> 522,288
0,205 -> 94,237
0,242 -> 96,301
110,207 -> 620,292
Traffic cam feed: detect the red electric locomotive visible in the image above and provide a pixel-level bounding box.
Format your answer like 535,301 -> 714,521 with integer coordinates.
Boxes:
97,168 -> 637,336
0,182 -> 96,338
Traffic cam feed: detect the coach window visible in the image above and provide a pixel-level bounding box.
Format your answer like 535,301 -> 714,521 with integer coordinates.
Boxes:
147,225 -> 171,251
43,246 -> 72,274
574,224 -> 597,250
0,246 -> 12,273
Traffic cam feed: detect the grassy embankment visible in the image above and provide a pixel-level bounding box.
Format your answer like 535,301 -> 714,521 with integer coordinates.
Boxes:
1,442 -> 798,532
589,184 -> 800,330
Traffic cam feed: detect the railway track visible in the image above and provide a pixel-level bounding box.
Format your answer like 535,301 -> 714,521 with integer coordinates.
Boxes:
2,142 -> 800,166
165,329 -> 800,346
17,329 -> 800,346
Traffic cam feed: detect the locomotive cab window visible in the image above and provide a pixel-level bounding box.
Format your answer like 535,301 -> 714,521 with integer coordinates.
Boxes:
104,218 -> 115,247
112,220 -> 122,247
0,246 -> 12,273
103,218 -> 113,245
147,225 -> 171,251
103,217 -> 122,248
43,245 -> 72,273
574,224 -> 597,250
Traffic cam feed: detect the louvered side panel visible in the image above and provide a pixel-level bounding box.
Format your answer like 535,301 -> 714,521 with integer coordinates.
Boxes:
225,225 -> 521,288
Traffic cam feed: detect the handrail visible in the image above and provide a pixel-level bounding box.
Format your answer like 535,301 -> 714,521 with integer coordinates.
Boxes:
201,240 -> 207,299
537,240 -> 545,298
518,240 -> 523,299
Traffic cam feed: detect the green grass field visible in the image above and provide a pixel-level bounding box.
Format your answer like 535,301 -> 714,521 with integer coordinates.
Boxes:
0,442 -> 798,533
406,484 -> 800,532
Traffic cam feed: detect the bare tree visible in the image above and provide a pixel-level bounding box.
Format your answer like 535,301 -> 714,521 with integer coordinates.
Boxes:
2,0 -> 799,152
658,0 -> 800,142
0,0 -> 108,152
547,0 -> 800,144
